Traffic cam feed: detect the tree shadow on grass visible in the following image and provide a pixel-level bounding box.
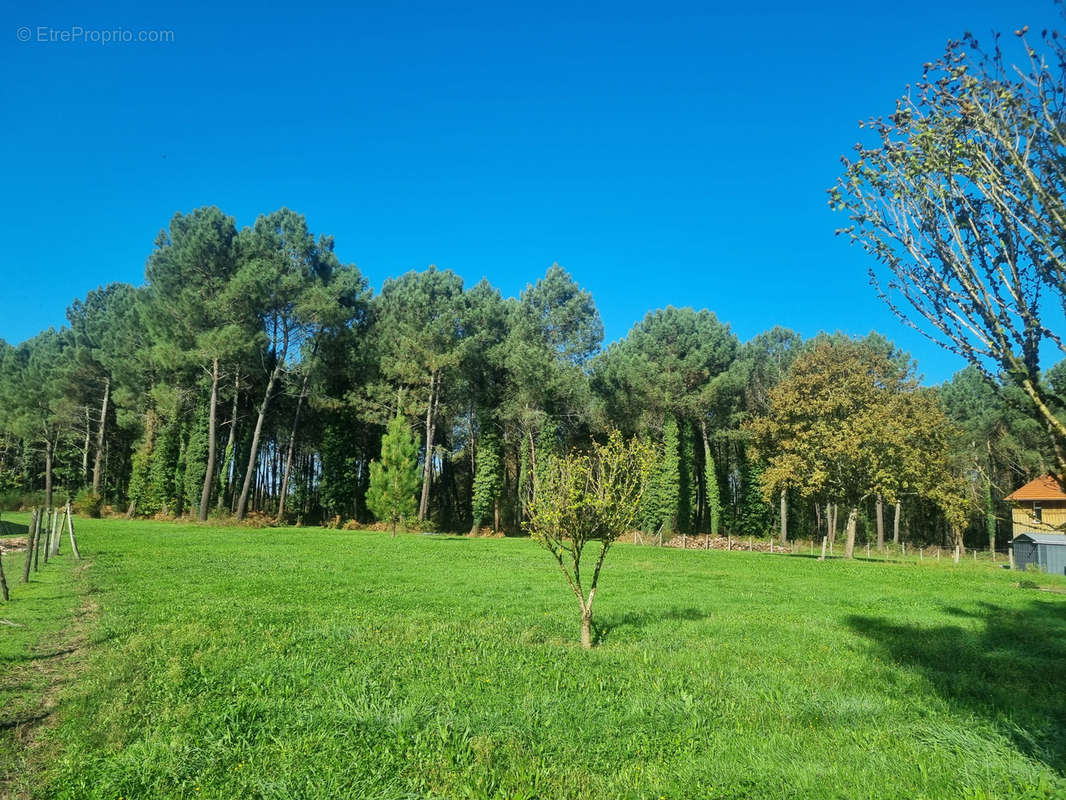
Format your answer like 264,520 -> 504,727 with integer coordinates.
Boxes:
0,646 -> 79,666
594,606 -> 709,644
848,596 -> 1066,773
0,520 -> 30,538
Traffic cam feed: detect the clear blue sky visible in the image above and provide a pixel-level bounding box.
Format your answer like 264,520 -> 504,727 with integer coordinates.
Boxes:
3,0 -> 1060,383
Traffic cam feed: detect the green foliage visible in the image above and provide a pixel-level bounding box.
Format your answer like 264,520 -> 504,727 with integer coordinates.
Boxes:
678,420 -> 697,533
526,430 -> 656,553
73,488 -> 103,518
705,446 -> 722,535
366,415 -> 421,532
126,411 -> 157,515
526,431 -> 657,646
183,406 -> 209,515
747,337 -> 964,523
317,420 -> 362,519
471,432 -> 501,529
145,416 -> 182,516
641,416 -> 680,533
738,458 -> 773,537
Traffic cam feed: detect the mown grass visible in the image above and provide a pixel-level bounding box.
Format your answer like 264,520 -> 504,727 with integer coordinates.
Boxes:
3,515 -> 1065,799
0,516 -> 86,797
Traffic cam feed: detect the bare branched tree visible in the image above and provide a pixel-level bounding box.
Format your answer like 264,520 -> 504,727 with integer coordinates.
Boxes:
831,23 -> 1066,476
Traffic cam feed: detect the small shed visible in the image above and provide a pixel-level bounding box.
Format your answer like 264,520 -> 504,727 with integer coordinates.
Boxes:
1004,474 -> 1066,537
1012,532 -> 1066,575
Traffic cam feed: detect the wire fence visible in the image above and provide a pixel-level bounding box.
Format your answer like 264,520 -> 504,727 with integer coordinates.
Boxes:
633,530 -> 1016,569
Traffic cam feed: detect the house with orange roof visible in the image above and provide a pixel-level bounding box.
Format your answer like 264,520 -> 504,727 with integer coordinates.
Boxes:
1004,474 -> 1066,537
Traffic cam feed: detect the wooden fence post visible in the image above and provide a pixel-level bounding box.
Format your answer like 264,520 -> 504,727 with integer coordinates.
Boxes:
33,511 -> 43,571
66,503 -> 81,561
0,544 -> 8,602
21,509 -> 38,583
42,509 -> 50,565
50,510 -> 61,557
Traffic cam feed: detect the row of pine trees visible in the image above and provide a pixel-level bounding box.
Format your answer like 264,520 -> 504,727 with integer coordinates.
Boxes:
0,206 -> 1056,547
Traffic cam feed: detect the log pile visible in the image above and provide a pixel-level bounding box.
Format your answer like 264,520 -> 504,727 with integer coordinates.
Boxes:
661,534 -> 791,553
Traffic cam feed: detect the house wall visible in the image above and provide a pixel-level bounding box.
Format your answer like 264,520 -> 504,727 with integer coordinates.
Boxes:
1011,501 -> 1066,535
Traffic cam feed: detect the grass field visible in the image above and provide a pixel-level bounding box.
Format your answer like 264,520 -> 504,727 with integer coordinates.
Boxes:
1,515 -> 1065,799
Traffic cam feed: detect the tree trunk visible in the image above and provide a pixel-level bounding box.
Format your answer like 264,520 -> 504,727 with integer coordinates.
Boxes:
92,377 -> 110,496
875,494 -> 885,550
44,439 -> 54,514
0,545 -> 8,602
418,370 -> 440,521
198,359 -> 220,522
844,507 -> 859,559
32,511 -> 41,572
21,509 -> 38,583
1019,376 -> 1066,483
81,408 -> 91,483
580,607 -> 593,650
236,362 -> 284,521
700,421 -> 719,535
828,504 -> 838,545
66,502 -> 81,561
893,501 -> 901,544
42,509 -> 50,565
218,371 -> 240,511
50,511 -> 61,558
984,474 -> 996,553
779,487 -> 788,544
277,374 -> 309,523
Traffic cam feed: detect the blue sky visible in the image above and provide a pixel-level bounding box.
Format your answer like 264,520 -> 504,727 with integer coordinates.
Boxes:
2,0 -> 1060,383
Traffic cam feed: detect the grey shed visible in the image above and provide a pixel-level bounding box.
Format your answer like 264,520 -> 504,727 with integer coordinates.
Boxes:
1012,533 -> 1066,575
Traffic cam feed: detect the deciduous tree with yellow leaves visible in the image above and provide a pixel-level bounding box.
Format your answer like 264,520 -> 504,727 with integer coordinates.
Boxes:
746,338 -> 965,558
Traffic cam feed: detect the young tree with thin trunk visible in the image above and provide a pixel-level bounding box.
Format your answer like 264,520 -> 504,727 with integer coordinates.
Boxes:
875,494 -> 885,551
526,431 -> 655,649
366,415 -> 421,537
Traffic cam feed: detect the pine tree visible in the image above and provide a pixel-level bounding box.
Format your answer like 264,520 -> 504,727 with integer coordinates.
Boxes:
366,415 -> 421,537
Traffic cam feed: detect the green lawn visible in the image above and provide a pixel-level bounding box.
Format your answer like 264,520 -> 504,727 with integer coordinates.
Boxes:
2,516 -> 1065,799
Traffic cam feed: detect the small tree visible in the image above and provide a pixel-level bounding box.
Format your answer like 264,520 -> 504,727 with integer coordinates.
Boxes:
366,415 -> 421,537
526,431 -> 656,649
